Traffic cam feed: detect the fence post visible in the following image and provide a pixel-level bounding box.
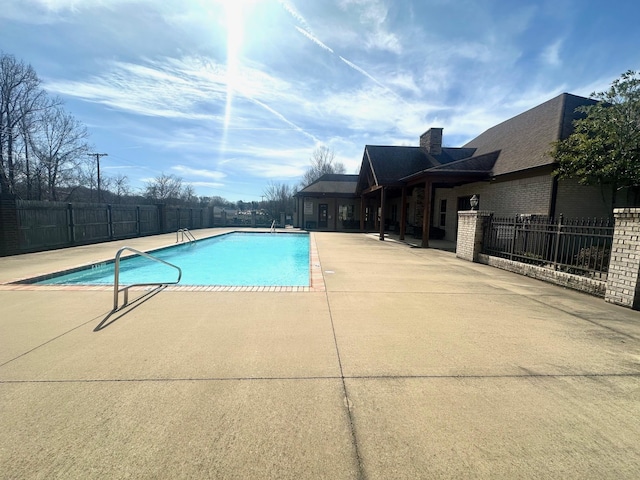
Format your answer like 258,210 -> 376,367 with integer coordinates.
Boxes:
136,206 -> 141,236
509,216 -> 518,260
605,208 -> 640,310
67,203 -> 76,244
107,204 -> 113,240
552,214 -> 563,270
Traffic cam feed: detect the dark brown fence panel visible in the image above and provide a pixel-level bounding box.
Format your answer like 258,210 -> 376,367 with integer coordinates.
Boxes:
139,206 -> 159,234
111,205 -> 139,239
5,200 -> 210,256
165,207 -> 179,232
72,204 -> 110,244
179,209 -> 190,229
191,208 -> 203,229
16,200 -> 70,251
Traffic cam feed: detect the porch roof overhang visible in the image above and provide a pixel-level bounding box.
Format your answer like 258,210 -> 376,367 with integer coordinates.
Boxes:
295,192 -> 359,199
402,170 -> 491,187
400,150 -> 498,187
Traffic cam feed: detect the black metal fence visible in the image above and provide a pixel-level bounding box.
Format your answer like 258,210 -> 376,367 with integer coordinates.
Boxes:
482,214 -> 614,279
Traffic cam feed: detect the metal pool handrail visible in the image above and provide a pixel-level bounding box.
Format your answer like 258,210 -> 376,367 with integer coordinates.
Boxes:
176,228 -> 196,244
113,246 -> 182,311
269,220 -> 276,234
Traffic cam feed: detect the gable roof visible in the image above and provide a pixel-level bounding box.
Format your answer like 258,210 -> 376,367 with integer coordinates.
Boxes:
463,93 -> 596,177
297,174 -> 358,195
405,150 -> 500,179
363,146 -> 435,186
357,144 -> 475,192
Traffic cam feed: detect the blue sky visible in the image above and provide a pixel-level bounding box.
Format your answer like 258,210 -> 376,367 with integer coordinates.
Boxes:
2,0 -> 639,202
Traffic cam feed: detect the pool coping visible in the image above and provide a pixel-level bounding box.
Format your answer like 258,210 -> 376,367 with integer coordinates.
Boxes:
0,230 -> 325,293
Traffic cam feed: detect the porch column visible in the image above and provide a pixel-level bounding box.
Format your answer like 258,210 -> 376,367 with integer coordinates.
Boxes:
360,196 -> 366,231
379,187 -> 386,241
421,180 -> 431,248
399,187 -> 407,241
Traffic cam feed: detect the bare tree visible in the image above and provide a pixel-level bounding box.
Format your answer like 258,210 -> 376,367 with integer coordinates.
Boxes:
30,104 -> 90,200
144,173 -> 184,202
301,146 -> 345,187
112,173 -> 130,202
0,53 -> 49,194
180,184 -> 197,204
263,181 -> 295,220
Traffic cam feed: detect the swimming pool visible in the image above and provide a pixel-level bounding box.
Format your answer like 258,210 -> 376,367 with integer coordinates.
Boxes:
35,232 -> 310,287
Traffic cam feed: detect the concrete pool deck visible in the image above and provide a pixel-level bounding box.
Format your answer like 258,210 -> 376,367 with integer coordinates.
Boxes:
1,229 -> 640,479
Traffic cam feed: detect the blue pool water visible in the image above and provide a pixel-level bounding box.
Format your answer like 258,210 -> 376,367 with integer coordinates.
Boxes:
37,232 -> 310,287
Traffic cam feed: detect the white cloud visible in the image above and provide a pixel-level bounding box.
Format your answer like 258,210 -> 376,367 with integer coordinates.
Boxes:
190,181 -> 226,189
541,39 -> 563,67
366,30 -> 402,54
338,0 -> 402,54
172,165 -> 227,180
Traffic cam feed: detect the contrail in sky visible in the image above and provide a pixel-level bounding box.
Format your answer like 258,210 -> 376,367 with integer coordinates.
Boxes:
339,55 -> 407,104
295,26 -> 334,54
280,0 -> 405,104
247,97 -> 320,144
277,0 -> 314,34
339,56 -> 388,91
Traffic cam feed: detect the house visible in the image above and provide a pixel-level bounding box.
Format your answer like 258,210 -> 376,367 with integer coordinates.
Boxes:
294,174 -> 360,231
357,93 -> 622,246
296,93 -> 626,243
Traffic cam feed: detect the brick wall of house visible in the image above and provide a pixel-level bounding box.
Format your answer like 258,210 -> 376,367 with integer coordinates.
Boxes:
555,178 -> 613,218
605,208 -> 640,309
434,174 -> 554,241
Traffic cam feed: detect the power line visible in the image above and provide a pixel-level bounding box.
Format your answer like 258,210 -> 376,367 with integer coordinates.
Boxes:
87,153 -> 108,202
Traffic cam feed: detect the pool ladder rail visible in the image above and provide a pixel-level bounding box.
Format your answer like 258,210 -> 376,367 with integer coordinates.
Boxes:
112,246 -> 182,311
269,220 -> 277,234
176,228 -> 196,244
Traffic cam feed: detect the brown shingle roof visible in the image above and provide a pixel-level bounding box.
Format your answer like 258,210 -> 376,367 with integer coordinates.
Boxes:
297,174 -> 358,195
463,93 -> 596,177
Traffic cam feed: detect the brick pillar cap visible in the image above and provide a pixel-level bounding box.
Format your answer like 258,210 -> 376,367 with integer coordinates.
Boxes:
613,208 -> 640,215
458,210 -> 493,216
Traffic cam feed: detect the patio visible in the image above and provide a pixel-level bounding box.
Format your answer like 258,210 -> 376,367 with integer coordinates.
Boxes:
1,230 -> 639,479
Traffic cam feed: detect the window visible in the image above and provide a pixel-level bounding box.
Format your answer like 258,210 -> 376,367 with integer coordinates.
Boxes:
339,204 -> 354,221
339,204 -> 356,228
440,199 -> 447,226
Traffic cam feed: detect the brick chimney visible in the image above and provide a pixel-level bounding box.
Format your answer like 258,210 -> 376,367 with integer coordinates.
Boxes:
419,128 -> 443,155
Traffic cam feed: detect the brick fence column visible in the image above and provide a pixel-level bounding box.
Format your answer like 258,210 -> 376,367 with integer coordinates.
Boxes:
456,210 -> 492,262
605,208 -> 640,310
0,194 -> 19,257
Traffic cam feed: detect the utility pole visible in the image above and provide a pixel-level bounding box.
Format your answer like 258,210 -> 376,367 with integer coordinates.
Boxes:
87,153 -> 108,202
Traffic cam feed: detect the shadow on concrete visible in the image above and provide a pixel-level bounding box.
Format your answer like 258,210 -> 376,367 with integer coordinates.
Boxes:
94,286 -> 166,332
